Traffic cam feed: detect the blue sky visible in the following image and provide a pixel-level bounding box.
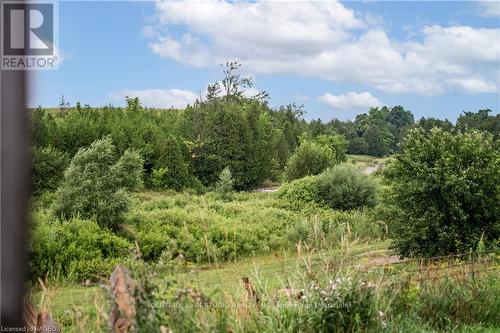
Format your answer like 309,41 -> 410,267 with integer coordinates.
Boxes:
32,1 -> 500,121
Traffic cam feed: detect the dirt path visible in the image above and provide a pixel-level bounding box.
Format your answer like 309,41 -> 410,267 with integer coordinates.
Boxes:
364,165 -> 380,175
253,186 -> 279,193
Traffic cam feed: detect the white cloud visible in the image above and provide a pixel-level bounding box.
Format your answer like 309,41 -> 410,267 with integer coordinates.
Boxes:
149,33 -> 211,68
477,1 -> 500,17
108,85 -> 261,109
318,92 -> 382,111
108,88 -> 198,109
446,78 -> 498,94
148,0 -> 500,95
242,86 -> 260,98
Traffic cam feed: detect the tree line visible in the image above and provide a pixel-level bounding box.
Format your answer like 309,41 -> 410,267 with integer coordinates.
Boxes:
30,63 -> 500,194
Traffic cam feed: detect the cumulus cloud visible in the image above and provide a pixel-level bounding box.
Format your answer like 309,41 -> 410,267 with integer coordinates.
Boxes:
318,92 -> 382,111
477,1 -> 500,17
147,0 -> 500,95
108,88 -> 198,109
108,85 -> 262,108
446,78 -> 498,94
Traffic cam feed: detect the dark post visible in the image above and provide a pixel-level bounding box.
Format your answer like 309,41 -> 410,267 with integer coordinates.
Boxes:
0,33 -> 30,333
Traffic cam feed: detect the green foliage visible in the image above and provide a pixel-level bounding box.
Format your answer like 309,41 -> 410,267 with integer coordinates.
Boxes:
215,166 -> 234,200
315,133 -> 348,162
348,137 -> 368,155
456,109 -> 500,139
382,128 -> 500,257
148,135 -> 192,191
363,125 -> 389,157
280,164 -> 378,211
315,164 -> 379,210
181,100 -> 276,190
31,145 -> 70,194
30,214 -> 131,282
123,191 -> 369,264
112,148 -> 145,190
417,117 -> 454,132
52,137 -> 144,229
277,175 -> 319,209
283,139 -> 335,181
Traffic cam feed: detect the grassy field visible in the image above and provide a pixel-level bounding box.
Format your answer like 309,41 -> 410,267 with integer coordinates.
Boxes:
31,238 -> 499,332
31,241 -> 391,331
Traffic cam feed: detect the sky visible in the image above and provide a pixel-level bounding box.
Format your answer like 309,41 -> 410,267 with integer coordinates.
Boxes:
32,0 -> 500,121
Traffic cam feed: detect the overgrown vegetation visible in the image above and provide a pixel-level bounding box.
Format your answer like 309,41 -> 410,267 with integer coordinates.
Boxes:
27,62 -> 500,332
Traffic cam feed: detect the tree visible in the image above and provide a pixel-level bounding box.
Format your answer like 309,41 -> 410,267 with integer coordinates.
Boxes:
315,134 -> 348,162
31,145 -> 70,194
385,105 -> 414,131
283,140 -> 334,181
149,136 -> 191,191
220,61 -> 269,101
456,109 -> 500,139
417,117 -> 454,132
52,137 -> 144,229
348,137 -> 368,155
383,128 -> 500,257
216,166 -> 234,200
363,125 -> 388,157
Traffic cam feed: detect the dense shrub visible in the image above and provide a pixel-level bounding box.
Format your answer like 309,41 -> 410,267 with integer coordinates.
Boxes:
315,164 -> 379,210
283,140 -> 335,181
30,215 -> 131,282
277,175 -> 320,210
52,137 -> 143,229
31,145 -> 70,194
280,164 -> 378,211
383,128 -> 500,257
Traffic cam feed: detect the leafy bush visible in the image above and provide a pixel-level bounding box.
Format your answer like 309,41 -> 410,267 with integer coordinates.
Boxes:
383,128 -> 500,257
31,145 -> 70,194
283,140 -> 335,181
52,137 -> 143,229
30,214 -> 131,282
280,164 -> 378,211
315,164 -> 379,210
277,175 -> 320,210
